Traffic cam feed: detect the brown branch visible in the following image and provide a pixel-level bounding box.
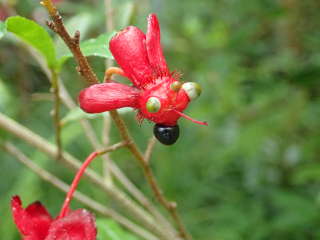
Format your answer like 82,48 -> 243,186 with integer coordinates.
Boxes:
3,142 -> 159,240
40,0 -> 99,85
109,111 -> 191,240
103,69 -> 189,239
24,41 -> 177,237
0,112 -> 172,240
41,1 -> 189,238
144,136 -> 157,163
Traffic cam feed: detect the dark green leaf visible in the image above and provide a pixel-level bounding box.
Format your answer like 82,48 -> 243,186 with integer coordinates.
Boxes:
5,16 -> 56,67
96,218 -> 141,240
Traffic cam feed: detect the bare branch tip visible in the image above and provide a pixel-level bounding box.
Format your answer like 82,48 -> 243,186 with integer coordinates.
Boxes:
40,0 -> 57,16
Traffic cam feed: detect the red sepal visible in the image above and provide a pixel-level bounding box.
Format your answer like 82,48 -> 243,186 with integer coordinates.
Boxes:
146,14 -> 169,76
79,82 -> 140,113
11,196 -> 52,240
109,27 -> 153,88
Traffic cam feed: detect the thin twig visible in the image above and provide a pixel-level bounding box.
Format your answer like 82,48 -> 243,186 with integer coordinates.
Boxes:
59,141 -> 127,218
23,40 -> 177,237
144,136 -> 157,163
0,112 -> 171,240
41,1 -> 189,238
102,117 -> 112,184
109,110 -> 191,240
3,142 -> 159,240
102,0 -> 114,184
103,70 -> 188,238
6,1 -> 178,239
40,0 -> 99,85
50,69 -> 62,159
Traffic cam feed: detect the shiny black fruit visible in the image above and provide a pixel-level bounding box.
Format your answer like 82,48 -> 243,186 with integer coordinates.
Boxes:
153,124 -> 180,145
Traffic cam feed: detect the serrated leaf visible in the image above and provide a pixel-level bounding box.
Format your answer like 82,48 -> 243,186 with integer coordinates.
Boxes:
58,32 -> 115,67
96,218 -> 141,240
0,21 -> 6,39
5,16 -> 56,67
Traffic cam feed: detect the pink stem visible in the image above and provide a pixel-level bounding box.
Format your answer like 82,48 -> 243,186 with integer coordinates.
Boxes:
59,152 -> 99,218
174,110 -> 208,126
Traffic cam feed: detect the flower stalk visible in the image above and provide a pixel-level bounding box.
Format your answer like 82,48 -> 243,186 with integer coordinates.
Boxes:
59,141 -> 128,218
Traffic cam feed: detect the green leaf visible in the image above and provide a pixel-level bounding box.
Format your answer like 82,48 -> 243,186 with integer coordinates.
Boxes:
96,218 -> 141,240
80,32 -> 114,58
117,2 -> 135,29
61,107 -> 98,126
61,107 -> 132,126
292,163 -> 320,184
0,21 -> 6,39
58,32 -> 115,68
5,16 -> 56,67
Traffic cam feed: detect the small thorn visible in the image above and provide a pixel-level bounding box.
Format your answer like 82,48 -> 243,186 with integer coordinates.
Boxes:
46,21 -> 56,32
73,30 -> 80,44
168,201 -> 177,210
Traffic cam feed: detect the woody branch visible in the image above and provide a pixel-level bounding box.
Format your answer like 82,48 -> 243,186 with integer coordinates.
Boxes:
41,1 -> 190,239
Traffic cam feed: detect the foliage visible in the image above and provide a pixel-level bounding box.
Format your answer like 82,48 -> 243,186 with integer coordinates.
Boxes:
97,219 -> 140,240
1,0 -> 320,239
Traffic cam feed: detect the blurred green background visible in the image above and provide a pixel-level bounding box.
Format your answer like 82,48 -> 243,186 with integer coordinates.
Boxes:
1,0 -> 320,239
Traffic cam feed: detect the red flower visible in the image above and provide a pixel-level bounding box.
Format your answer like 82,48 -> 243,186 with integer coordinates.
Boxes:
11,196 -> 96,240
79,14 -> 206,127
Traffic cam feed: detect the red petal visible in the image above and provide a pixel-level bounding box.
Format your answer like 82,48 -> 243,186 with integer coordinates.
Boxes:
146,14 -> 169,76
79,82 -> 140,113
45,209 -> 96,240
109,26 -> 154,88
11,196 -> 52,240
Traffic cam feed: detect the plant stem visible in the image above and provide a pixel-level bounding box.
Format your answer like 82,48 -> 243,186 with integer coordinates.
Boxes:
144,136 -> 157,163
24,40 -> 177,237
102,0 -> 114,184
105,71 -> 190,239
0,112 -> 171,239
50,68 -> 62,159
3,142 -> 159,240
41,1 -> 190,238
41,0 -> 99,85
59,142 -> 127,218
109,110 -> 191,240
